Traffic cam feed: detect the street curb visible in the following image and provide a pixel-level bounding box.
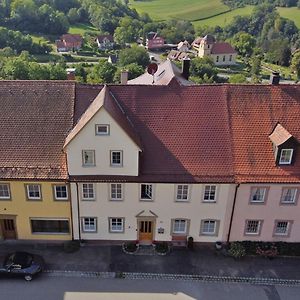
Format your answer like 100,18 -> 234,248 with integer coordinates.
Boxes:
44,270 -> 300,286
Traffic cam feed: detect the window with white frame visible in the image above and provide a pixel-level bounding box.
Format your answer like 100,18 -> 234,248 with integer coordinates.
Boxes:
203,185 -> 216,202
216,56 -> 219,62
0,183 -> 10,199
279,149 -> 293,165
54,185 -> 68,200
82,150 -> 95,166
229,55 -> 232,61
110,183 -> 122,200
109,218 -> 124,233
26,184 -> 41,200
274,221 -> 290,236
82,217 -> 97,232
110,151 -> 123,166
281,188 -> 297,204
250,187 -> 267,203
201,220 -> 217,235
82,183 -> 95,200
176,185 -> 189,201
95,124 -> 109,135
245,220 -> 262,235
223,55 -> 226,62
173,219 -> 187,234
140,184 -> 152,200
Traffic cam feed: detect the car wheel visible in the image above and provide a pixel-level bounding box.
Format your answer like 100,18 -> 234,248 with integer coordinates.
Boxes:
24,275 -> 33,281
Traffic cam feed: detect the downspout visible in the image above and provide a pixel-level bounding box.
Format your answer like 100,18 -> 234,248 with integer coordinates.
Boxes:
227,183 -> 240,243
76,182 -> 81,241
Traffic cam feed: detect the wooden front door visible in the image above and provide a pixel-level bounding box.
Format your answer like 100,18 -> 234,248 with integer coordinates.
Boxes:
138,220 -> 153,243
1,219 -> 16,239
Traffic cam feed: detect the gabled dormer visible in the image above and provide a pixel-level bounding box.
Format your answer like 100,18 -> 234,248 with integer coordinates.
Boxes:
64,85 -> 142,176
269,123 -> 297,166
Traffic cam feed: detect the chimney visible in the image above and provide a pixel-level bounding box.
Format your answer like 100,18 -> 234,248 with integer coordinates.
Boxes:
182,58 -> 190,80
120,70 -> 128,84
270,72 -> 280,85
66,68 -> 76,80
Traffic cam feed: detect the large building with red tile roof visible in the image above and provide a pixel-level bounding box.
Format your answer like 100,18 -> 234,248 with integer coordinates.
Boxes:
192,35 -> 237,66
0,80 -> 300,244
56,34 -> 83,52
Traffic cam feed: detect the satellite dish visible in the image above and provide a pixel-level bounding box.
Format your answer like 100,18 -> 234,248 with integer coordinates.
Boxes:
147,63 -> 158,75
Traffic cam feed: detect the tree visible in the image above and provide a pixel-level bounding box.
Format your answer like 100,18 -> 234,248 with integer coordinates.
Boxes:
118,45 -> 150,68
229,74 -> 247,83
67,8 -> 80,24
232,32 -> 256,57
87,58 -> 117,84
265,39 -> 291,66
190,57 -> 218,83
291,51 -> 300,79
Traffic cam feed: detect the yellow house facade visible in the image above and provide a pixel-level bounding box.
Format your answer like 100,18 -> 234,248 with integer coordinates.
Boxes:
0,181 -> 72,240
0,80 -> 75,241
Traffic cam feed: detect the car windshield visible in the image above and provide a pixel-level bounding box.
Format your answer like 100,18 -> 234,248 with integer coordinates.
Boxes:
5,252 -> 33,268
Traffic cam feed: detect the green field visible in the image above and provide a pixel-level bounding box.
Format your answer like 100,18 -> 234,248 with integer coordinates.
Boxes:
277,7 -> 300,29
193,6 -> 254,28
68,23 -> 99,35
129,0 -> 229,21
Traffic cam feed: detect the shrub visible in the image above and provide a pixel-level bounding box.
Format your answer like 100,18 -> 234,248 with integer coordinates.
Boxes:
229,242 -> 246,258
123,241 -> 138,253
155,242 -> 169,254
256,243 -> 278,258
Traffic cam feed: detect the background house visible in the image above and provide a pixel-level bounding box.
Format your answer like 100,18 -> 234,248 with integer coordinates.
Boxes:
146,32 -> 164,50
96,35 -> 114,50
56,34 -> 83,52
192,34 -> 237,66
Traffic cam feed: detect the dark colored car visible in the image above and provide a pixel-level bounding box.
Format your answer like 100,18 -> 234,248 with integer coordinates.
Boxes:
0,251 -> 44,281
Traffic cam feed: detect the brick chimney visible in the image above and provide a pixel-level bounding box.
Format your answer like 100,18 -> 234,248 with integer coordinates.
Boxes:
270,72 -> 280,85
182,58 -> 190,80
121,70 -> 128,84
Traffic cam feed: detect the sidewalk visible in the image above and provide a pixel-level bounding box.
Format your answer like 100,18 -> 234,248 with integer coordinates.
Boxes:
0,241 -> 300,280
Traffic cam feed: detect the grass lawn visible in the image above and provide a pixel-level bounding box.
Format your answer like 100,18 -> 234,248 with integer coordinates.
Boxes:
277,7 -> 300,29
262,62 -> 296,81
129,0 -> 229,21
193,5 -> 254,28
68,23 -> 99,35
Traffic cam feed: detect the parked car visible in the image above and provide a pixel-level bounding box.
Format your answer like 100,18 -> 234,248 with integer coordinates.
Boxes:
0,252 -> 44,281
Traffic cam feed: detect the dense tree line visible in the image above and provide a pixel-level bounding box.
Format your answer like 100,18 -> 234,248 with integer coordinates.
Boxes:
0,27 -> 51,54
223,0 -> 300,9
0,51 -> 67,79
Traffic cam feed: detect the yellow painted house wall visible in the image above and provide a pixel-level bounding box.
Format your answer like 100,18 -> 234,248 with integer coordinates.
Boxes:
0,181 -> 72,240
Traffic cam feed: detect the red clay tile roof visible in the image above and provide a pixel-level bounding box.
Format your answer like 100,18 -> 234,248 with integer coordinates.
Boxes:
227,84 -> 300,183
75,83 -> 235,183
61,34 -> 83,43
211,42 -> 236,54
65,85 -> 142,149
97,35 -> 114,42
0,80 -> 75,180
269,123 -> 292,146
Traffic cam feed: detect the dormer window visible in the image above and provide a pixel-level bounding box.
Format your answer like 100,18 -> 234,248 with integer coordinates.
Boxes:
269,124 -> 297,166
279,149 -> 293,165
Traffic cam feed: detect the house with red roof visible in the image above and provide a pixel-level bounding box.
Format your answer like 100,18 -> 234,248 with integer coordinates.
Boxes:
56,34 -> 83,52
192,34 -> 237,66
96,35 -> 114,50
146,32 -> 165,50
0,78 -> 300,245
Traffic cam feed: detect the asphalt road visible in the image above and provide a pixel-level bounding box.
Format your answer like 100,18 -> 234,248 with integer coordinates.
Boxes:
1,275 -> 300,300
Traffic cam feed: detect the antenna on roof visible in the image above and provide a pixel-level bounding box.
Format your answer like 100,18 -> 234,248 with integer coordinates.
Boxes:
147,63 -> 158,84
